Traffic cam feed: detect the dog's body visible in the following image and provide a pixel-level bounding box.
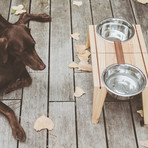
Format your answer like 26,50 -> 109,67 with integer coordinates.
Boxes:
0,13 -> 51,141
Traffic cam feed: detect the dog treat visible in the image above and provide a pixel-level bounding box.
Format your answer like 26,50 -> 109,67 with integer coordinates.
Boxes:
34,115 -> 54,131
73,1 -> 83,6
69,62 -> 79,68
78,61 -> 92,72
137,0 -> 148,4
140,139 -> 148,147
71,33 -> 80,40
76,44 -> 87,54
74,86 -> 85,98
137,110 -> 144,117
11,4 -> 26,15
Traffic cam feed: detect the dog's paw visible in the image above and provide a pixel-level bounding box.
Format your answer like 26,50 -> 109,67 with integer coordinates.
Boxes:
12,124 -> 26,142
39,13 -> 51,22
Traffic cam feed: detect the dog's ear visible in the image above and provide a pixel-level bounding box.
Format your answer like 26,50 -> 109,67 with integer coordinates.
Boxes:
0,38 -> 8,64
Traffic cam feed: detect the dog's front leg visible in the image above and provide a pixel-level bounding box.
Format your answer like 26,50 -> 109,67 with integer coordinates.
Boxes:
5,69 -> 32,94
0,101 -> 26,141
15,13 -> 51,24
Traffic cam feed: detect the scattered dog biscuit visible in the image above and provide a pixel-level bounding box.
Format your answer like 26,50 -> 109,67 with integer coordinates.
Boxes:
71,33 -> 80,40
79,61 -> 92,72
137,110 -> 144,117
76,44 -> 87,54
73,1 -> 82,6
34,114 -> 54,131
137,0 -> 148,4
11,4 -> 26,15
74,86 -> 85,98
140,139 -> 148,147
69,62 -> 79,68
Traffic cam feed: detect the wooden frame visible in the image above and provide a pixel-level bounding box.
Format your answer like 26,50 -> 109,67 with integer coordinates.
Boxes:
87,24 -> 148,124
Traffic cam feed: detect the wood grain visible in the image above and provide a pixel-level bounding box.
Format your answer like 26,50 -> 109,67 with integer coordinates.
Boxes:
0,100 -> 20,148
75,73 -> 107,148
104,102 -> 137,148
49,0 -> 74,101
19,73 -> 48,148
48,102 -> 76,148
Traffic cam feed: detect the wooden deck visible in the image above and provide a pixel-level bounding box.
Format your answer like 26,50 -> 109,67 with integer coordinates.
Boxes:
0,0 -> 148,148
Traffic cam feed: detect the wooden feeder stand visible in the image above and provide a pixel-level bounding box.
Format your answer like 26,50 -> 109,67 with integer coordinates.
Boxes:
86,25 -> 148,124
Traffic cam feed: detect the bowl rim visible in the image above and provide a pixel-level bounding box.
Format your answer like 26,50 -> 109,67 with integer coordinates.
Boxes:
102,63 -> 147,97
96,17 -> 135,42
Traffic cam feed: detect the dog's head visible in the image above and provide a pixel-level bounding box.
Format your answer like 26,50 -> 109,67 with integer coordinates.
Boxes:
0,24 -> 46,70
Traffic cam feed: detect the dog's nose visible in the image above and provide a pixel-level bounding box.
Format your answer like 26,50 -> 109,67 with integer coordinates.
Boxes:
39,64 -> 46,70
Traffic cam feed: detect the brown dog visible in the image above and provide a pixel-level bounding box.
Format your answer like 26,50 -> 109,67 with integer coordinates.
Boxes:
0,13 -> 51,141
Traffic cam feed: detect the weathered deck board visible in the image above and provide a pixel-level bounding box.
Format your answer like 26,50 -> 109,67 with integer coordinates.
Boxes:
27,0 -> 50,73
104,102 -> 137,148
71,0 -> 92,65
90,0 -> 112,24
0,0 -> 11,19
48,102 -> 76,148
75,73 -> 107,148
49,0 -> 74,101
0,100 -> 20,148
130,0 -> 148,49
9,0 -> 30,23
19,73 -> 48,148
131,96 -> 148,148
110,0 -> 135,23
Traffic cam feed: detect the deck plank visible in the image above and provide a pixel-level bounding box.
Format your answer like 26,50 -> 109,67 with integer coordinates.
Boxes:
91,0 -> 112,24
18,1 -> 50,147
75,73 -> 107,148
105,102 -> 137,148
48,102 -> 76,148
0,100 -> 20,148
27,0 -> 50,73
131,95 -> 148,148
49,0 -> 74,101
130,0 -> 148,49
110,0 -> 135,23
19,73 -> 48,148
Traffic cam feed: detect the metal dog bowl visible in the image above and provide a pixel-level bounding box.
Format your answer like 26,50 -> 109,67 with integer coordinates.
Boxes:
96,18 -> 135,42
102,64 -> 147,100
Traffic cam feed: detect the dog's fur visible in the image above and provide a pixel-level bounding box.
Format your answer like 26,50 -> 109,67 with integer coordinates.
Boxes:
0,13 -> 51,141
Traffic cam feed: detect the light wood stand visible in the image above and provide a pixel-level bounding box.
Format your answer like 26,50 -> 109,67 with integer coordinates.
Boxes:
87,25 -> 148,124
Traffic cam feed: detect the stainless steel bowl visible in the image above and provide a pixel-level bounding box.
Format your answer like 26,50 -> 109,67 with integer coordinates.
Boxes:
96,18 -> 135,42
102,64 -> 147,100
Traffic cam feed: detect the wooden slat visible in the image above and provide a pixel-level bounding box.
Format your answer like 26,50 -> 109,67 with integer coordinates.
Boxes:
0,100 -> 20,148
131,96 -> 148,148
27,0 -> 50,73
9,0 -> 30,23
110,0 -> 135,23
75,73 -> 107,147
48,102 -> 76,148
104,102 -> 137,148
0,0 -> 11,19
50,0 -> 74,101
130,0 -> 148,49
91,0 -> 112,24
19,73 -> 48,148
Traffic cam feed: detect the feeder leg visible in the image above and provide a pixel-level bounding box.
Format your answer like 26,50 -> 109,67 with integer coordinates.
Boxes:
92,87 -> 107,124
142,87 -> 148,124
